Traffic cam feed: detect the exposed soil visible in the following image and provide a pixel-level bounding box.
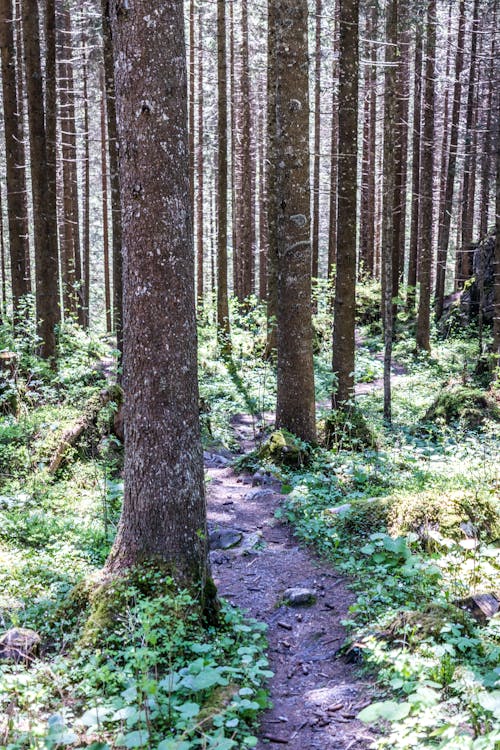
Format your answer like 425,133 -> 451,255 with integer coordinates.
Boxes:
205,414 -> 380,749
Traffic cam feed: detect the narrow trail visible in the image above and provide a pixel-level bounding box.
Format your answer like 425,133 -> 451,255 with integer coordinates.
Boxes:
205,414 -> 379,750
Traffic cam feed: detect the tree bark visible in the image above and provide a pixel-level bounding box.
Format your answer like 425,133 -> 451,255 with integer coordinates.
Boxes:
332,0 -> 359,406
22,0 -> 59,360
434,0 -> 465,318
407,19 -> 423,309
327,7 -> 339,280
100,68 -> 112,333
196,7 -> 204,308
102,0 -> 123,367
104,0 -> 214,610
216,0 -> 231,350
311,0 -> 322,283
416,0 -> 436,353
274,0 -> 316,443
381,0 -> 398,421
0,0 -> 31,312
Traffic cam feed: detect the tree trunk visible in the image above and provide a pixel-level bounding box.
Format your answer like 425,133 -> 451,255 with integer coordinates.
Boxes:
196,7 -> 204,308
22,0 -> 59,360
216,0 -> 231,350
456,0 -> 479,290
311,0 -> 322,283
327,7 -> 339,280
81,22 -> 90,327
0,0 -> 31,313
407,20 -> 423,309
102,0 -> 123,366
381,0 -> 398,422
274,0 -> 316,443
265,0 -> 278,357
493,113 -> 500,362
105,0 -> 214,613
100,68 -> 112,333
434,0 -> 465,318
416,0 -> 436,353
332,0 -> 359,406
238,0 -> 254,300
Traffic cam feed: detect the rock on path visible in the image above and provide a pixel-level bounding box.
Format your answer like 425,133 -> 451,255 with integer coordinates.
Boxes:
206,431 -> 377,750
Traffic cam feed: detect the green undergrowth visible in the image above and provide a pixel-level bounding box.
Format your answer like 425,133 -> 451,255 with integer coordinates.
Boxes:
1,574 -> 270,750
271,349 -> 500,748
0,312 -> 272,750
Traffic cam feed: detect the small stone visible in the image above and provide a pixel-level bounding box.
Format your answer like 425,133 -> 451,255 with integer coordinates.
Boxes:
245,487 -> 275,502
283,587 -> 317,606
209,528 -> 243,550
0,628 -> 41,662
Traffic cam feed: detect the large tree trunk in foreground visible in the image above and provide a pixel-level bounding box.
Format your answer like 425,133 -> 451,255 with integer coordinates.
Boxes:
105,0 -> 214,610
274,0 -> 316,443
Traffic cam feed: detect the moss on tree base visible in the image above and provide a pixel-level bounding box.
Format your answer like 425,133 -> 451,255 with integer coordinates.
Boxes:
322,406 -> 378,451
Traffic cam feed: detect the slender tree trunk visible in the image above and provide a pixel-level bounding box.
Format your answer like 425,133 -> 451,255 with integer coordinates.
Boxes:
82,24 -> 90,327
100,68 -> 112,333
275,0 -> 316,443
196,7 -> 204,308
393,2 -> 410,301
327,7 -> 339,280
332,0 -> 359,406
434,0 -> 465,317
0,0 -> 31,312
311,0 -> 322,283
216,0 -> 231,350
22,0 -> 59,360
479,18 -> 495,238
0,184 -> 6,313
58,4 -> 83,323
239,0 -> 253,299
189,0 -> 195,223
416,0 -> 436,353
265,0 -> 278,356
105,0 -> 215,616
229,0 -> 239,299
101,0 -> 123,364
258,101 -> 268,301
493,113 -> 500,362
456,0 -> 479,289
407,21 -> 423,309
382,0 -> 398,421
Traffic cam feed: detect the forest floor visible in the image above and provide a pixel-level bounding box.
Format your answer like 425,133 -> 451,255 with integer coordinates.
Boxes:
206,417 -> 378,750
205,349 -> 407,750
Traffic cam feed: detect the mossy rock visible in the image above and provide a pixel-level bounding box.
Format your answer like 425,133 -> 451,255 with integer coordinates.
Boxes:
322,407 -> 378,452
422,384 -> 500,430
383,604 -> 474,647
387,489 -> 500,548
257,429 -> 311,467
326,497 -> 389,538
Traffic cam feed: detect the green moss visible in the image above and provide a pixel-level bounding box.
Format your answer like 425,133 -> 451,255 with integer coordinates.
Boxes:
322,406 -> 378,452
423,384 -> 500,430
257,429 -> 311,467
197,683 -> 239,725
384,604 -> 473,647
387,489 -> 500,547
327,497 -> 389,538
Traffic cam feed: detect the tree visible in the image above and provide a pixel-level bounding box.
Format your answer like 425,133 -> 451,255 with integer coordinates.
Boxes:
274,0 -> 316,443
216,0 -> 231,350
407,16 -> 423,309
416,0 -> 436,353
311,0 -> 322,283
434,0 -> 466,319
0,0 -> 30,313
22,0 -> 59,360
381,0 -> 398,421
104,0 -> 215,616
332,0 -> 359,406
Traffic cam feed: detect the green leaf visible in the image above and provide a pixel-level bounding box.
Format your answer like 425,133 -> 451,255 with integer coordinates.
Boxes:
80,706 -> 112,727
116,730 -> 149,748
157,741 -> 191,750
358,700 -> 411,724
175,701 -> 200,719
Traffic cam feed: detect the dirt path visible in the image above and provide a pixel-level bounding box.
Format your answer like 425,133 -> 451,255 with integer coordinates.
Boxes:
205,416 -> 379,749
